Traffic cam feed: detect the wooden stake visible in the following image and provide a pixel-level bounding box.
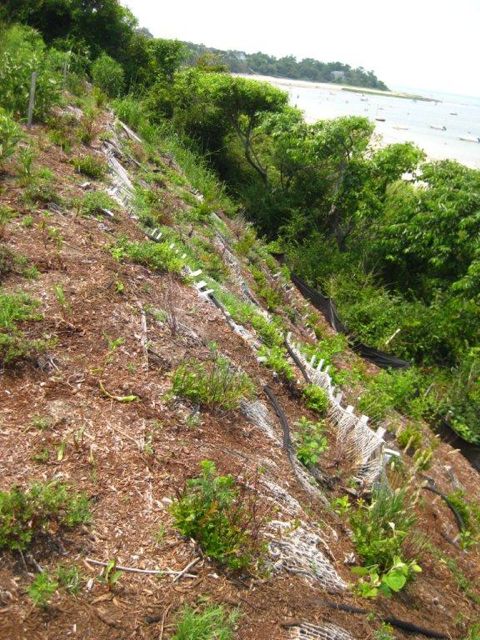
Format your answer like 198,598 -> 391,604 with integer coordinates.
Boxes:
27,72 -> 38,128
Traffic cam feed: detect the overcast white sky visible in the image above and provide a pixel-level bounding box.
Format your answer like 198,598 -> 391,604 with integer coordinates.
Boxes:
122,0 -> 479,96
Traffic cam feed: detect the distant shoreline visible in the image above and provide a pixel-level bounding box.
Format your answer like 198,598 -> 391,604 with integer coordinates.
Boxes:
235,73 -> 436,102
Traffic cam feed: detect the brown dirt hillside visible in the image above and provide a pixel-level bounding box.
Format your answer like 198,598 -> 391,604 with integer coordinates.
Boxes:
0,102 -> 479,640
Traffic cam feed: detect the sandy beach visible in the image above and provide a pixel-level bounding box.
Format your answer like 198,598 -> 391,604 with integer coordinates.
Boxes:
237,74 -> 480,168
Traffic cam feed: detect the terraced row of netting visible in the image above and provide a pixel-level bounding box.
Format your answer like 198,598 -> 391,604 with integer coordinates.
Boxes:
98,117 -> 409,636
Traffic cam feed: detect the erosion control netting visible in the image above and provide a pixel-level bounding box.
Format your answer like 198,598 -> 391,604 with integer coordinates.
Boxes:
101,122 -> 360,592
266,521 -> 347,593
286,622 -> 355,640
290,274 -> 410,370
286,336 -> 387,485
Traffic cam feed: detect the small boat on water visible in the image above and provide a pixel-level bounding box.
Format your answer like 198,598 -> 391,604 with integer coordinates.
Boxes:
430,125 -> 446,131
375,117 -> 386,122
393,125 -> 409,130
459,135 -> 480,143
450,112 -> 458,116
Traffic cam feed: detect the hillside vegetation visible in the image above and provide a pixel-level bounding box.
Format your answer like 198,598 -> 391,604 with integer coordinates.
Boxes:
0,4 -> 479,640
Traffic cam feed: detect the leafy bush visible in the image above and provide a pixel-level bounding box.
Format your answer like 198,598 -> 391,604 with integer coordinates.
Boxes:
358,367 -> 431,423
295,417 -> 328,466
172,353 -> 254,410
112,238 -> 185,275
303,384 -> 328,415
171,460 -> 264,570
350,486 -> 419,596
258,345 -> 294,382
0,108 -> 22,168
0,25 -> 63,120
91,53 -> 125,98
0,480 -> 91,551
72,154 -> 107,179
172,604 -> 238,640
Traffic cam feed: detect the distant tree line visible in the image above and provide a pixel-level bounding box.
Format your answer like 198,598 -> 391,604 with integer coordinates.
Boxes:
185,43 -> 389,90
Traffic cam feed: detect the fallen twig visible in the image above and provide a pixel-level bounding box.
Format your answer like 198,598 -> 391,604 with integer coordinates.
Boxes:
159,603 -> 173,640
172,557 -> 201,583
85,558 -> 197,579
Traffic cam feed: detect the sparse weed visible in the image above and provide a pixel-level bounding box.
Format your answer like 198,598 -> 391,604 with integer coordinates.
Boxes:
172,604 -> 239,640
72,154 -> 107,180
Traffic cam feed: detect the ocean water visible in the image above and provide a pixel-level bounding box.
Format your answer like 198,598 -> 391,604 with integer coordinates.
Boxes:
257,76 -> 480,168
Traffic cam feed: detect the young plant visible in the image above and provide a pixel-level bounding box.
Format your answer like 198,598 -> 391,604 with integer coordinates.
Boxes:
100,558 -> 123,590
258,345 -> 294,382
172,353 -> 254,411
295,417 -> 328,467
27,571 -> 59,608
350,486 -> 419,597
171,460 -> 265,570
303,384 -> 329,416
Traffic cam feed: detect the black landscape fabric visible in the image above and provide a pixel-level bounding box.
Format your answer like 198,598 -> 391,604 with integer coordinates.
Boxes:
291,273 -> 410,370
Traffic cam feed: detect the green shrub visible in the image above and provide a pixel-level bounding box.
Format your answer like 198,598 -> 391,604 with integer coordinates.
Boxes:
358,367 -> 430,423
295,417 -> 328,466
172,353 -> 254,411
0,108 -> 22,168
72,154 -> 107,179
172,604 -> 238,640
0,480 -> 91,551
0,25 -> 63,120
112,238 -> 184,275
22,171 -> 61,206
303,384 -> 328,415
77,191 -> 116,217
91,53 -> 125,98
171,460 -> 264,570
250,265 -> 282,311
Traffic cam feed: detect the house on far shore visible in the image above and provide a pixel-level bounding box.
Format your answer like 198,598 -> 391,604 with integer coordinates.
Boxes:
331,70 -> 346,81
